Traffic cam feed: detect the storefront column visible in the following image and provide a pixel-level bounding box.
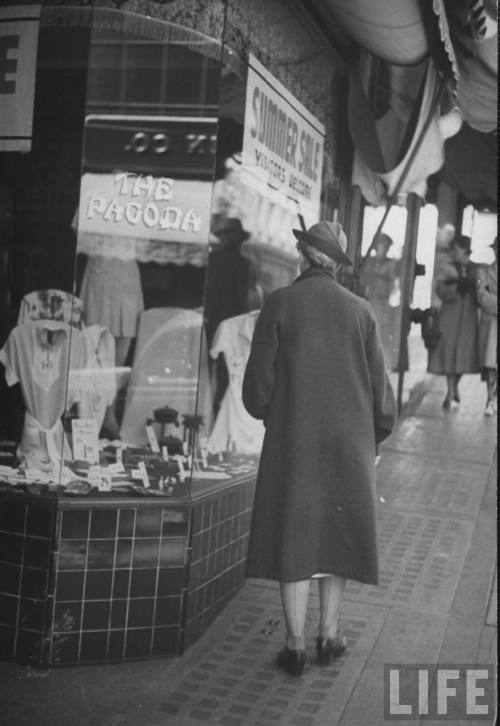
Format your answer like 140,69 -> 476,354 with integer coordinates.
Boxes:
396,192 -> 423,411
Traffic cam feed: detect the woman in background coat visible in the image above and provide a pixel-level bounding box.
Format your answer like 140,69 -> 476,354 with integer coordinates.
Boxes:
242,221 -> 396,677
427,234 -> 479,409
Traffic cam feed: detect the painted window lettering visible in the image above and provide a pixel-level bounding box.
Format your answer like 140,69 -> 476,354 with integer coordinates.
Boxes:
0,34 -> 19,93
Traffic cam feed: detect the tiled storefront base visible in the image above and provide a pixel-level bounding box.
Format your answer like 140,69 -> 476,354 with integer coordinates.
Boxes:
0,497 -> 56,666
185,482 -> 254,649
0,477 -> 255,666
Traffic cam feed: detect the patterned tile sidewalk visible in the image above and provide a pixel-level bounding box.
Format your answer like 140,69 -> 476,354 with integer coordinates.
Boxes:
0,373 -> 496,726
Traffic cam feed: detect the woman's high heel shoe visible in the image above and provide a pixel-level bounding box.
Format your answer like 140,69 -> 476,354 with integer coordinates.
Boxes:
315,634 -> 347,666
443,395 -> 459,410
277,646 -> 306,676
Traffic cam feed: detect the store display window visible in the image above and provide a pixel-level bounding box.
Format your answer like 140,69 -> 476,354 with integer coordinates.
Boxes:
0,5 -> 334,500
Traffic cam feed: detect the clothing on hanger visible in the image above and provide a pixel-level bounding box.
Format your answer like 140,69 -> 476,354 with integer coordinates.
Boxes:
0,321 -> 85,471
208,310 -> 264,455
78,325 -> 117,432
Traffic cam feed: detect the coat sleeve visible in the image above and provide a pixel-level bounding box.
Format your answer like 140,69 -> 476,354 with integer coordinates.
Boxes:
365,316 -> 397,444
242,295 -> 281,421
435,277 -> 460,303
476,267 -> 498,316
478,288 -> 498,316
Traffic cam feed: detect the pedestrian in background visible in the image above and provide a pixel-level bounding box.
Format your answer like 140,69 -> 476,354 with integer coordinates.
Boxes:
358,232 -> 401,367
428,234 -> 479,409
476,237 -> 497,415
242,220 -> 396,677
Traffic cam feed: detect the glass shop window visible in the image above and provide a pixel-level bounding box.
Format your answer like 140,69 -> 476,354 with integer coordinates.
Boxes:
0,7 -> 332,496
0,18 -> 92,486
0,10 -> 229,496
73,22 -> 224,496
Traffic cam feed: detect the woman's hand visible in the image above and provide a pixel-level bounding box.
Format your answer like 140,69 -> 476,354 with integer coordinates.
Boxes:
476,277 -> 487,303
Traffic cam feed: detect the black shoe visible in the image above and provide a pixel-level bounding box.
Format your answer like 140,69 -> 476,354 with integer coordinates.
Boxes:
453,391 -> 460,403
315,634 -> 347,666
277,646 -> 306,676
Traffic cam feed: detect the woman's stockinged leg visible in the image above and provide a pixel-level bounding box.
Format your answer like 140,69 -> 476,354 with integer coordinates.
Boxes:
444,374 -> 459,408
487,370 -> 496,402
444,375 -> 454,403
484,369 -> 497,415
279,579 -> 310,651
318,575 -> 346,639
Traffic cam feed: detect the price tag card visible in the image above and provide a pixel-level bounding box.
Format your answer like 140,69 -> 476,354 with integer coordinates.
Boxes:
87,464 -> 102,488
173,455 -> 185,482
138,461 -> 151,488
72,419 -> 99,464
99,474 -> 112,492
145,424 -> 160,453
199,436 -> 208,468
105,462 -> 125,475
116,445 -> 124,467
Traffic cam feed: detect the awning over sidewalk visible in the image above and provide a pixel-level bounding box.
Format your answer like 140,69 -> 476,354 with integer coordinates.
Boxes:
314,0 -> 498,207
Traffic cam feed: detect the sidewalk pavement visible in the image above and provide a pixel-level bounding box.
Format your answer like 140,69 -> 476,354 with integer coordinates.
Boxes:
0,372 -> 497,726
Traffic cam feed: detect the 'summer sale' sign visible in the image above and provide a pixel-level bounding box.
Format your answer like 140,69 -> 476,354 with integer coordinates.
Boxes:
242,54 -> 325,220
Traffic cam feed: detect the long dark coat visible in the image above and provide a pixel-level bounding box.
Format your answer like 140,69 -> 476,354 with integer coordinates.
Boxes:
428,262 -> 479,375
242,268 -> 396,585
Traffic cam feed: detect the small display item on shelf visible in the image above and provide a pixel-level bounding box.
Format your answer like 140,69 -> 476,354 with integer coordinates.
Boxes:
0,434 -> 260,497
157,435 -> 184,456
153,405 -> 180,425
64,479 -> 93,495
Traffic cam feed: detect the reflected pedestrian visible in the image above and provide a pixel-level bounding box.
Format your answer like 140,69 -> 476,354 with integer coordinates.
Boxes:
359,232 -> 401,367
204,217 -> 260,346
242,220 -> 396,677
428,234 -> 479,409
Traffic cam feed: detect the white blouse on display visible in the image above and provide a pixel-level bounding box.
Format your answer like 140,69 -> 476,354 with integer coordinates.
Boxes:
208,310 -> 264,455
0,321 -> 85,470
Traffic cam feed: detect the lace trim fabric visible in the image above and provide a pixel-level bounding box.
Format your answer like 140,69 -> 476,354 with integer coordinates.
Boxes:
77,232 -> 208,267
432,0 -> 461,87
18,290 -> 84,330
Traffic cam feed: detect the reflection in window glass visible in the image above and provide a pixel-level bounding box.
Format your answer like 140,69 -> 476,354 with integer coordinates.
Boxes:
0,6 -> 341,494
359,206 -> 406,370
74,22 -> 222,493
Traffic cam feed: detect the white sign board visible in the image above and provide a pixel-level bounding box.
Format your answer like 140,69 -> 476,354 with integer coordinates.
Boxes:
242,54 -> 325,220
0,5 -> 41,152
72,419 -> 100,465
77,172 -> 212,244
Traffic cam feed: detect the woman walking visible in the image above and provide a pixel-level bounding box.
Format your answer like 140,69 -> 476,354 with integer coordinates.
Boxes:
428,234 -> 479,409
242,220 -> 396,676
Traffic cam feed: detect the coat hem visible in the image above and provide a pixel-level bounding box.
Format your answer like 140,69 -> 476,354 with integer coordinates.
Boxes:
246,567 -> 378,587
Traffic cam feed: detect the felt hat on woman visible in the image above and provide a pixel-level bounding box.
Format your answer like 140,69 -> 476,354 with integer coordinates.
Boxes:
453,234 -> 472,254
213,217 -> 250,242
293,220 -> 353,266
